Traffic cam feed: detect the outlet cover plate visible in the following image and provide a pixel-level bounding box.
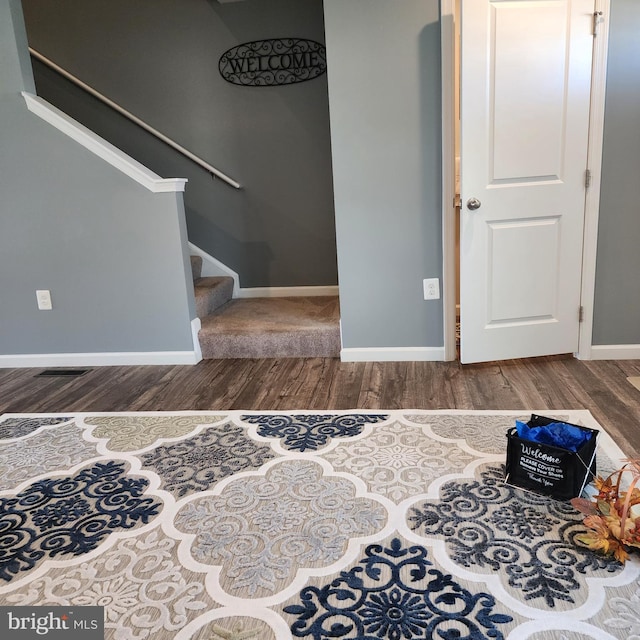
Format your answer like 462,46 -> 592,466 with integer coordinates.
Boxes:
423,278 -> 440,300
36,289 -> 52,310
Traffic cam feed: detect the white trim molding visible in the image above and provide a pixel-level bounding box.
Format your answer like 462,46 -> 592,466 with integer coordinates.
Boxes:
236,286 -> 339,298
577,0 -> 611,360
188,242 -> 240,290
0,350 -> 201,368
188,242 -> 339,298
441,0 -> 457,362
442,1 -> 611,363
191,317 -> 203,363
28,48 -> 240,189
22,92 -> 187,193
589,345 -> 640,360
340,346 -> 445,362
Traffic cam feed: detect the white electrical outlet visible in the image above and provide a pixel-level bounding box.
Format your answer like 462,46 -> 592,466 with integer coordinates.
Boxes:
423,278 -> 440,300
36,289 -> 53,310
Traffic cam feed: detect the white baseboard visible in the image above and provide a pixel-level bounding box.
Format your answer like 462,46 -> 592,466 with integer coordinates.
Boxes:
188,243 -> 338,299
589,344 -> 640,360
0,350 -> 201,368
189,242 -> 338,298
191,317 -> 203,363
236,286 -> 339,298
188,242 -> 240,291
340,346 -> 446,362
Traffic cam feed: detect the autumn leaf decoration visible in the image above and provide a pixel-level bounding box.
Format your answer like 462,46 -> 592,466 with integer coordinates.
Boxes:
571,459 -> 640,564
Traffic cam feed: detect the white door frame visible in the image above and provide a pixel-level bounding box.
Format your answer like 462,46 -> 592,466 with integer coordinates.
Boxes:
440,0 -> 611,362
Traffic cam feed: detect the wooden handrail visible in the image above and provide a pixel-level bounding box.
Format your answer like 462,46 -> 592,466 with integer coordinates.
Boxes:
29,47 -> 241,189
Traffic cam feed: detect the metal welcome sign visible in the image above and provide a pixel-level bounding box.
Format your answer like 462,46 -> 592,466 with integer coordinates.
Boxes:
219,38 -> 327,87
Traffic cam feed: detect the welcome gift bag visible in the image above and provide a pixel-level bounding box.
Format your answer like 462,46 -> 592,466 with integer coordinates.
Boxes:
505,414 -> 599,500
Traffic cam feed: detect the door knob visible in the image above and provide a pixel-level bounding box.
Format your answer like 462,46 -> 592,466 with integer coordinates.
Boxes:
466,197 -> 481,211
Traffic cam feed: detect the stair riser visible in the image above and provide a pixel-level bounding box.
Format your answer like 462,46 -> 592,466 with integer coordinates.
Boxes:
193,277 -> 234,318
190,255 -> 203,281
199,331 -> 341,359
195,294 -> 340,360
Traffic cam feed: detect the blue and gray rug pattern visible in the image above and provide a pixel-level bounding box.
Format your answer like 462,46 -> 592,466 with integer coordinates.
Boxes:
0,410 -> 638,639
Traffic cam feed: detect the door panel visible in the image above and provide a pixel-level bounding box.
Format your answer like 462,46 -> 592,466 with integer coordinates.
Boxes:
488,217 -> 561,322
491,2 -> 568,182
460,0 -> 594,363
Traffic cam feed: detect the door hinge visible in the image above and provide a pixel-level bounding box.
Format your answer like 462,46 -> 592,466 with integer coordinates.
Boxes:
454,194 -> 461,209
585,169 -> 592,189
593,11 -> 603,37
579,306 -> 585,323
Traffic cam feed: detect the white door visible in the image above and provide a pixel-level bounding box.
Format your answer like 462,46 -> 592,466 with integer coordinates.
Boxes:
459,0 -> 595,363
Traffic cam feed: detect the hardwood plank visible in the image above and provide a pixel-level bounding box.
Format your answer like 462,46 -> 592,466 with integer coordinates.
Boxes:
127,365 -> 194,411
228,358 -> 308,411
190,359 -> 262,410
0,372 -> 66,413
512,356 -> 586,410
459,361 -> 522,410
275,357 -> 337,410
357,362 -> 385,409
68,367 -> 168,412
408,361 -> 458,408
613,359 -> 640,378
129,363 -> 222,411
1,366 -> 125,413
298,358 -> 340,409
496,359 -> 556,410
0,356 -> 638,457
378,361 -> 408,410
446,362 -> 475,409
556,359 -> 639,458
0,367 -> 32,392
271,358 -> 330,410
227,358 -> 293,410
323,360 -> 366,410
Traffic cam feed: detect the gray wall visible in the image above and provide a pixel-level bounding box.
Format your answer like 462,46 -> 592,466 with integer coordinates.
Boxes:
0,0 -> 195,357
324,0 -> 443,350
10,0 -> 639,357
592,0 -> 640,345
21,0 -> 337,289
324,0 -> 640,352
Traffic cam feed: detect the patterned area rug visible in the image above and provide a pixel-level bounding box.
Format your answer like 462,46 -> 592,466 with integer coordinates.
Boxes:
0,410 -> 638,639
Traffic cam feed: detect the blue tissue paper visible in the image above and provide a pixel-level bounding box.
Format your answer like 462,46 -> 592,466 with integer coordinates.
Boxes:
515,420 -> 592,452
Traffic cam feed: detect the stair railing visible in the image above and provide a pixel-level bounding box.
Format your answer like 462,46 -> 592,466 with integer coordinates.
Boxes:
29,47 -> 241,189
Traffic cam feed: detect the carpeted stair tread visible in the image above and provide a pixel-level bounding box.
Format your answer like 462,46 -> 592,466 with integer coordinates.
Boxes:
193,276 -> 234,319
190,255 -> 203,281
199,296 -> 340,358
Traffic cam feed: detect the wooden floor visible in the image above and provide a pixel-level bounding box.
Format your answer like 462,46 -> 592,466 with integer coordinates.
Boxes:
1,355 -> 638,458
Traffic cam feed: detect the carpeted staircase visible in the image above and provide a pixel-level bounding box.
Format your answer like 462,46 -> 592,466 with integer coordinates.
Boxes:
190,256 -> 341,359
